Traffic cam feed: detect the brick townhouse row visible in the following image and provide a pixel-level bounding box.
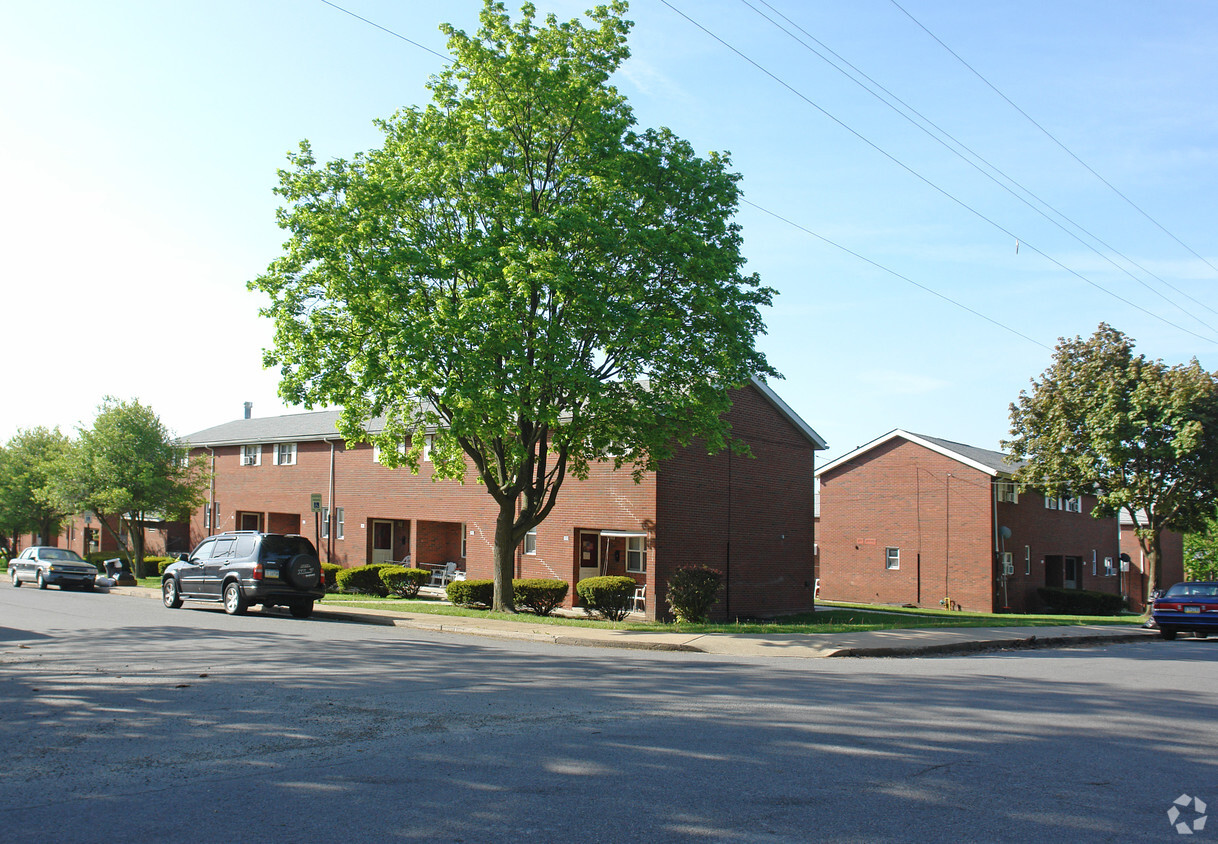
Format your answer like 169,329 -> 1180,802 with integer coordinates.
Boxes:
155,378 -> 827,621
814,430 -> 1183,613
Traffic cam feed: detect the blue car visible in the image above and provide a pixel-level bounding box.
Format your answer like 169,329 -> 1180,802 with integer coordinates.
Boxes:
1152,581 -> 1218,640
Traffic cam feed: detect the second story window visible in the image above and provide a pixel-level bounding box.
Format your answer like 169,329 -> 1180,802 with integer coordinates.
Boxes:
273,443 -> 297,466
241,445 -> 261,466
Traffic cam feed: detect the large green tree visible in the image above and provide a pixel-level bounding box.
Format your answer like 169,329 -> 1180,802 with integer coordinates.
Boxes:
57,398 -> 208,577
1005,324 -> 1218,603
0,427 -> 75,549
1183,513 -> 1218,582
252,1 -> 775,611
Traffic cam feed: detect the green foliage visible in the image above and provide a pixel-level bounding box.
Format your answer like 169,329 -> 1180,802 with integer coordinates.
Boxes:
1006,324 -> 1218,595
575,575 -> 636,621
336,564 -> 391,596
1036,587 -> 1126,616
447,578 -> 494,608
666,566 -> 724,623
147,557 -> 175,576
513,578 -> 570,616
321,562 -> 342,591
0,427 -> 74,543
379,565 -> 431,598
1184,512 -> 1218,582
251,0 -> 774,613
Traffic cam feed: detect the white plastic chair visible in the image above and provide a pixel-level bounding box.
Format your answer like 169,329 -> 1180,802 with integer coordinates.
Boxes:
429,561 -> 457,588
629,584 -> 646,614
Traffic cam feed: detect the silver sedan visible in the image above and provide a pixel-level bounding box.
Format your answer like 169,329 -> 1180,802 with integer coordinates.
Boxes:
9,546 -> 98,591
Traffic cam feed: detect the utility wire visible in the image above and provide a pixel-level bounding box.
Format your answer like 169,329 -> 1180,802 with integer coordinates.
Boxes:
319,0 -> 451,63
659,0 -> 1215,345
888,0 -> 1218,281
743,0 -> 1218,332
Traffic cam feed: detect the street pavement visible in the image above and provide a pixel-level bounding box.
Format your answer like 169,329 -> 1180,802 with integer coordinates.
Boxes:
111,585 -> 1155,658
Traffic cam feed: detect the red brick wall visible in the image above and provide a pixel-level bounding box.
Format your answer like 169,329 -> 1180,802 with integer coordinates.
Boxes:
1121,525 -> 1185,612
656,385 -> 818,621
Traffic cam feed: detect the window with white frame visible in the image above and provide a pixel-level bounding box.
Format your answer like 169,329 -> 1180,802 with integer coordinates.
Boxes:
626,536 -> 646,573
373,440 -> 406,466
336,507 -> 345,540
461,523 -> 467,558
885,547 -> 900,570
996,481 -> 1018,504
204,503 -> 212,530
423,434 -> 433,462
273,442 -> 297,466
523,529 -> 537,555
321,507 -> 330,539
241,445 -> 261,466
1044,495 -> 1059,510
1024,546 -> 1031,575
1064,496 -> 1082,513
999,552 -> 1014,575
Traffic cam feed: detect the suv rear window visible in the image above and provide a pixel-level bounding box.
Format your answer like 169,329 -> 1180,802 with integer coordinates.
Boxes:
259,536 -> 317,564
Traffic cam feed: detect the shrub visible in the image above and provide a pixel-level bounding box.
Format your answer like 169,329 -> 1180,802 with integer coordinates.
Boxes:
575,575 -> 636,621
513,579 -> 569,616
321,563 -> 342,591
1036,587 -> 1125,616
666,566 -> 723,623
380,566 -> 431,598
146,557 -> 175,576
447,578 -> 494,608
336,564 -> 391,596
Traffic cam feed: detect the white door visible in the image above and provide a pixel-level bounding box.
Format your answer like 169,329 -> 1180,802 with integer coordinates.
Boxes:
372,520 -> 395,564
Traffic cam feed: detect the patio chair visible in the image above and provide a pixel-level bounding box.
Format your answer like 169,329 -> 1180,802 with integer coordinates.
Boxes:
629,584 -> 646,614
429,561 -> 457,588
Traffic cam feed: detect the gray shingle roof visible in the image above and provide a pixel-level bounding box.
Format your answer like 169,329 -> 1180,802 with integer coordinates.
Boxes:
183,410 -> 383,447
816,429 -> 1024,478
910,433 -> 1025,475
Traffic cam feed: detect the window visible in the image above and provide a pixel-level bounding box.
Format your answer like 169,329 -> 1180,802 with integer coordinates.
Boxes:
241,445 -> 261,466
523,529 -> 537,555
423,434 -> 433,462
996,481 -> 1018,504
626,536 -> 646,573
321,507 -> 329,539
336,508 -> 344,540
461,523 -> 467,558
885,547 -> 900,570
1024,546 -> 1031,576
999,552 -> 1014,575
1044,495 -> 1059,510
273,442 -> 297,466
1064,496 -> 1082,513
1104,556 -> 1115,577
373,440 -> 406,466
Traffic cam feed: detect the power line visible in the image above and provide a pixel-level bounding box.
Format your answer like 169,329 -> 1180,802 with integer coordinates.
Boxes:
742,0 -> 1218,331
319,0 -> 451,63
659,0 -> 1216,345
888,0 -> 1218,281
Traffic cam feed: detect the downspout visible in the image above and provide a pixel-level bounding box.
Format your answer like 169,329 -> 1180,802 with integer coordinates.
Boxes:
323,437 -> 337,563
206,446 -> 216,538
725,442 -> 732,621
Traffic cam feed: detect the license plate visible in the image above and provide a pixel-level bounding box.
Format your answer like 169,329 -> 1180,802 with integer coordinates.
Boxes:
265,568 -> 279,579
1184,606 -> 1200,613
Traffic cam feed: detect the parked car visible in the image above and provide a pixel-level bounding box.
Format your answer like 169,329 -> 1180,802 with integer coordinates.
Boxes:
1151,581 -> 1218,640
161,532 -> 323,618
9,547 -> 98,591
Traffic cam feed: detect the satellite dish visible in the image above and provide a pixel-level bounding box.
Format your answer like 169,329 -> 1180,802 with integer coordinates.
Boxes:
999,526 -> 1012,540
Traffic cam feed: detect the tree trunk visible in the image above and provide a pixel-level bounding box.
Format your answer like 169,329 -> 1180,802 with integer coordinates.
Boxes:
129,513 -> 148,578
492,500 -> 517,612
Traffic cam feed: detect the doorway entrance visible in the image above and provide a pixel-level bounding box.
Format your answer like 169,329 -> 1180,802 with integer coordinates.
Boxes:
577,531 -> 601,583
371,520 -> 395,564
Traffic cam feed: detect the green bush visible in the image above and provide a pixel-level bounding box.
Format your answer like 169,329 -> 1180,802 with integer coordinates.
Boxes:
147,557 -> 175,576
380,566 -> 431,598
666,566 -> 723,623
513,579 -> 570,616
447,578 -> 494,608
1036,587 -> 1126,616
336,564 -> 391,596
575,575 -> 636,621
321,563 -> 342,591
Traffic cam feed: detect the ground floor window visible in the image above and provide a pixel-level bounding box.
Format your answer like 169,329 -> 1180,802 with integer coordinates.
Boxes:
321,508 -> 330,539
626,536 -> 646,573
885,547 -> 900,570
336,508 -> 344,540
523,529 -> 537,554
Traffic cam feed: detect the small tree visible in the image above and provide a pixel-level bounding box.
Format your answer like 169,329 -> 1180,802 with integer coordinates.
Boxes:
59,398 -> 209,578
253,1 -> 774,611
0,427 -> 75,548
1005,324 -> 1218,604
666,566 -> 723,623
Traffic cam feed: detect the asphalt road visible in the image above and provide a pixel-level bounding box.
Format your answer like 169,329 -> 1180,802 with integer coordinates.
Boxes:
1,586 -> 1214,843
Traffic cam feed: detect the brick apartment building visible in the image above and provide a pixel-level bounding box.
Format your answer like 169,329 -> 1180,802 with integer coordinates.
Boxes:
178,378 -> 826,621
815,430 -> 1182,614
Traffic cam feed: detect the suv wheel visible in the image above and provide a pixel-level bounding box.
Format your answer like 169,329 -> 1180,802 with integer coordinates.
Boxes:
289,600 -> 314,619
223,581 -> 248,615
286,554 -> 321,590
163,578 -> 183,609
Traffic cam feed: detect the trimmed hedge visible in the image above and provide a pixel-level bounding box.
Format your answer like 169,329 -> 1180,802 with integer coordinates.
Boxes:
1036,587 -> 1125,616
575,575 -> 636,621
321,563 -> 342,591
666,566 -> 723,623
513,579 -> 569,616
380,566 -> 431,598
336,564 -> 392,596
447,578 -> 494,608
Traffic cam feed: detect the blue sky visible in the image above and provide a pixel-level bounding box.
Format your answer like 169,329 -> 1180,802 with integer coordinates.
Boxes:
2,0 -> 1215,463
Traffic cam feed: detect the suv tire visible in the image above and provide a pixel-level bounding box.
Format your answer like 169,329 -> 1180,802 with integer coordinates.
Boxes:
286,554 -> 321,590
223,581 -> 248,615
163,578 -> 183,609
289,600 -> 314,619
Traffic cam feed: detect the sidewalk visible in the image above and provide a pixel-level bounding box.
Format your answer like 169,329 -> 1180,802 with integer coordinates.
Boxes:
111,586 -> 1155,658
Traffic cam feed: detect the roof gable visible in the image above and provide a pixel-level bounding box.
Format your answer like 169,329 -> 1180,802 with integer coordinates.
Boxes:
815,429 -> 1022,478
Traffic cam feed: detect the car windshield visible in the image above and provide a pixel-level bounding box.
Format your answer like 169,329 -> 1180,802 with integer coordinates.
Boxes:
1164,583 -> 1218,598
42,548 -> 86,562
259,536 -> 316,564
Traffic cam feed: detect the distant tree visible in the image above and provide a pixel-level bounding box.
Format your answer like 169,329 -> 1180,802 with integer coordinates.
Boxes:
252,1 -> 775,611
57,398 -> 209,578
1184,513 -> 1218,582
1005,324 -> 1218,604
0,427 -> 75,549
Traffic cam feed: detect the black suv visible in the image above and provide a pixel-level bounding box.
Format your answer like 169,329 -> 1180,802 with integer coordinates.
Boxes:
162,532 -> 323,618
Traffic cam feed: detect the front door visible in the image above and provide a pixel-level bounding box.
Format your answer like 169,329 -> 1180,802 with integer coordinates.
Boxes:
372,520 -> 395,564
239,512 -> 261,532
577,531 -> 600,583
1064,556 -> 1080,590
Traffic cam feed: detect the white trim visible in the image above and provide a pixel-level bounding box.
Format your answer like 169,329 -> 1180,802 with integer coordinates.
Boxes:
598,530 -> 648,538
748,376 -> 828,450
817,429 -> 1009,478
